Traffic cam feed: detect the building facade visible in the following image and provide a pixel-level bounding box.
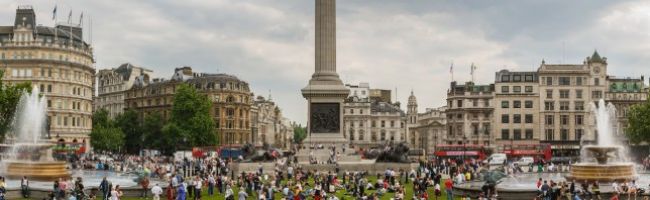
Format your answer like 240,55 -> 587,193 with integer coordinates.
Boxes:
96,63 -> 152,118
342,83 -> 406,148
537,52 -> 607,161
605,76 -> 648,140
251,95 -> 294,150
1,7 -> 94,144
446,82 -> 494,146
124,67 -> 253,146
493,70 -> 540,150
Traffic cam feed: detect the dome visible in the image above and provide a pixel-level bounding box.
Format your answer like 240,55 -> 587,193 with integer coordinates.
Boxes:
408,90 -> 417,106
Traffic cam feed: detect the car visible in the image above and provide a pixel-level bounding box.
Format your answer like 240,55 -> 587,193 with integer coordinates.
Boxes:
514,156 -> 535,166
484,153 -> 507,166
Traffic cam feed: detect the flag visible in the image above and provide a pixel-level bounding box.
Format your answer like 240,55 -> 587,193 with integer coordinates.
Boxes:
68,10 -> 72,23
79,12 -> 83,25
52,5 -> 57,20
470,63 -> 477,75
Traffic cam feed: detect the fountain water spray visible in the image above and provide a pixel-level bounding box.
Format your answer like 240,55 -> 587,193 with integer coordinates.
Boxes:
1,87 -> 70,180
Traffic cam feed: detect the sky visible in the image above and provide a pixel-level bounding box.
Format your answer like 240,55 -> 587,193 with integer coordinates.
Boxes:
3,0 -> 650,125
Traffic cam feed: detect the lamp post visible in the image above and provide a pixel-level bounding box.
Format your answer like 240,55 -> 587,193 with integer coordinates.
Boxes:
462,136 -> 467,162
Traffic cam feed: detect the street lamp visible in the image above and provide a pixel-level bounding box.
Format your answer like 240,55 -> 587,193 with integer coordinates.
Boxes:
462,136 -> 467,162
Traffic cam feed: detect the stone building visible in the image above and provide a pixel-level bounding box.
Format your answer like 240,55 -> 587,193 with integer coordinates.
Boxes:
250,95 -> 294,150
493,70 -> 540,149
0,7 -> 94,144
96,63 -> 152,118
605,76 -> 648,141
446,81 -> 495,146
537,51 -> 607,161
124,67 -> 253,146
342,83 -> 406,148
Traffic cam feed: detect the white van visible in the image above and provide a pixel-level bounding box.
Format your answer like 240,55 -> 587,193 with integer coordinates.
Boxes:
485,153 -> 507,166
514,156 -> 535,166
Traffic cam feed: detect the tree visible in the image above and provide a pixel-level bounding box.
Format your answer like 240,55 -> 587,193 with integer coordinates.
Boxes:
115,109 -> 143,154
160,123 -> 184,155
90,108 -> 124,153
167,84 -> 217,148
0,70 -> 31,141
626,99 -> 650,144
143,112 -> 164,150
90,126 -> 125,153
293,124 -> 307,143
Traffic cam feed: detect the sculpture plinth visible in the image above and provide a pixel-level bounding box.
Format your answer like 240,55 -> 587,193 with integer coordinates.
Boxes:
302,0 -> 349,145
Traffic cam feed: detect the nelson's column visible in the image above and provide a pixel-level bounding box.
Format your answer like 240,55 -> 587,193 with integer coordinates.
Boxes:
301,0 -> 349,145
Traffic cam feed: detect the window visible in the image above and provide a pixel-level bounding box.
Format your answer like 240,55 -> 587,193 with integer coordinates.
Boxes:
501,75 -> 510,82
501,129 -> 510,140
546,77 -> 553,85
501,86 -> 509,93
594,78 -> 600,86
560,101 -> 570,110
371,121 -> 376,127
544,101 -> 554,111
501,101 -> 509,108
560,90 -> 569,98
501,114 -> 509,123
525,101 -> 533,108
513,86 -> 521,93
592,91 -> 603,99
513,114 -> 521,123
525,129 -> 533,139
575,101 -> 584,111
576,129 -> 583,141
576,77 -> 583,85
576,90 -> 583,99
513,129 -> 522,140
545,115 -> 554,125
513,101 -> 521,108
561,129 -> 569,140
559,77 -> 570,85
457,100 -> 463,108
546,90 -> 553,98
381,121 -> 385,128
525,114 -> 533,123
513,75 -> 522,82
525,86 -> 533,93
472,99 -> 478,107
350,109 -> 354,114
390,121 -> 395,128
575,115 -> 584,125
560,115 -> 569,125
545,129 -> 554,140
525,75 -> 534,82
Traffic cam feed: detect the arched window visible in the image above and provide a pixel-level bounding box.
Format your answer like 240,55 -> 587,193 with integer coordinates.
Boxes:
226,96 -> 235,103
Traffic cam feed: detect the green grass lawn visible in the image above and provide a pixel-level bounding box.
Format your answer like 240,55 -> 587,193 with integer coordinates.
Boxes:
120,177 -> 463,200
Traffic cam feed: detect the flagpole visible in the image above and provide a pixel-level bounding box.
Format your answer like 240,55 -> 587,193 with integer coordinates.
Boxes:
450,62 -> 454,82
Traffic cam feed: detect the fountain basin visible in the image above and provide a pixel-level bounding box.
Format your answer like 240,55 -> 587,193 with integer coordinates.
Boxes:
565,163 -> 636,182
4,160 -> 70,181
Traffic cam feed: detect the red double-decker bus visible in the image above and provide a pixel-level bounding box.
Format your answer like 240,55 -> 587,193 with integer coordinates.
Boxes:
502,143 -> 552,162
434,144 -> 489,160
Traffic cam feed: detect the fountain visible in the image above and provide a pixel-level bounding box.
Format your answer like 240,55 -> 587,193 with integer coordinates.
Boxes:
1,87 -> 70,181
564,99 -> 636,182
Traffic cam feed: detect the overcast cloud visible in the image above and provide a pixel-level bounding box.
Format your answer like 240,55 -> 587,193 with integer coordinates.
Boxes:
3,0 -> 649,124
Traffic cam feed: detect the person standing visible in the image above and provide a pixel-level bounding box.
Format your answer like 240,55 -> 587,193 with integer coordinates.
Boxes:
20,176 -> 29,198
445,178 -> 454,200
238,187 -> 248,200
207,174 -> 215,196
99,177 -> 110,200
193,176 -> 202,200
151,184 -> 163,200
141,177 -> 150,198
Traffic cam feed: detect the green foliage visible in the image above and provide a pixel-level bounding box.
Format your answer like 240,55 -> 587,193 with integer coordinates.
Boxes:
142,112 -> 164,150
626,99 -> 650,144
115,109 -> 143,154
90,108 -> 125,153
90,126 -> 125,152
168,84 -> 217,148
160,123 -> 184,155
293,124 -> 307,143
0,70 -> 31,142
